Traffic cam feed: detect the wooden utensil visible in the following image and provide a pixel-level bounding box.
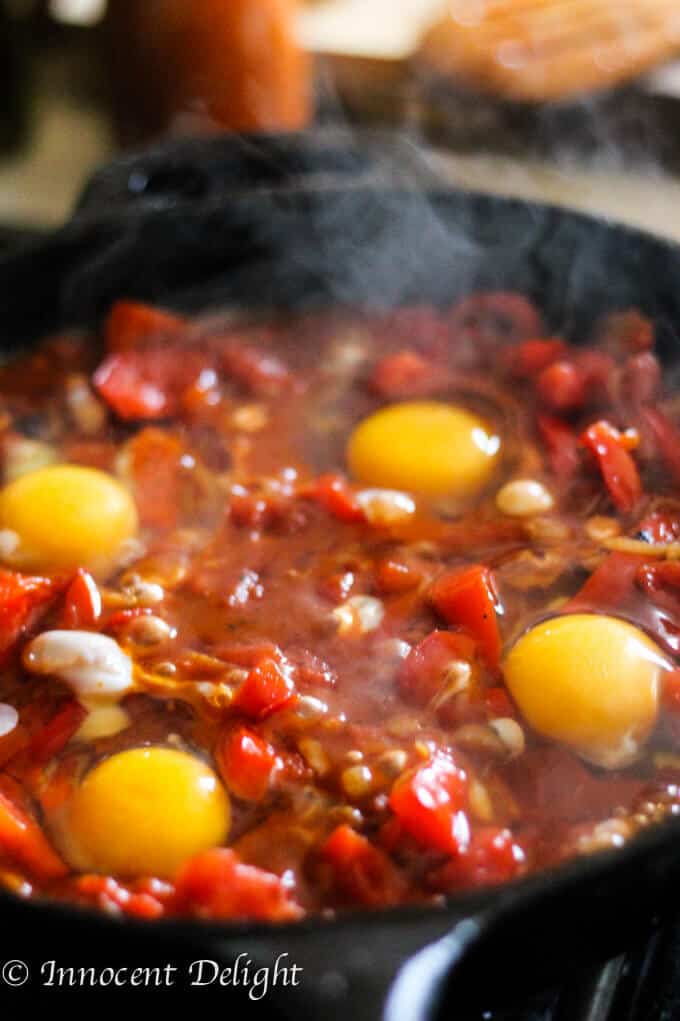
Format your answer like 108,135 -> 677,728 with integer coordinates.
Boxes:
418,0 -> 680,102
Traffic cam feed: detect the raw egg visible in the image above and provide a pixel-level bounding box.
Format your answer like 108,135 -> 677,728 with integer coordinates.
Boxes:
59,748 -> 230,878
503,614 -> 667,768
0,465 -> 138,574
347,401 -> 501,498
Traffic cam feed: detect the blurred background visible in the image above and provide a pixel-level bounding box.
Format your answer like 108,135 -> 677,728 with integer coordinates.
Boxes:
2,0 -> 680,234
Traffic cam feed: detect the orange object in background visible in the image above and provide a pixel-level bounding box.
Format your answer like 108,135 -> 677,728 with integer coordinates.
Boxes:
106,0 -> 311,143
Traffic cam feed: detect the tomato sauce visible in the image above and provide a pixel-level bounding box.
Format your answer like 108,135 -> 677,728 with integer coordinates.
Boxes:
0,295 -> 679,921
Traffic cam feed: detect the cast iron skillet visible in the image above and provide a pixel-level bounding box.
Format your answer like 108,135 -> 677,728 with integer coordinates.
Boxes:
2,133 -> 680,1015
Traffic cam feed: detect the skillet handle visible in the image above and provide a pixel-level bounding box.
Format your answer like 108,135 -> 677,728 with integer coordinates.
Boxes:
73,130 -> 439,220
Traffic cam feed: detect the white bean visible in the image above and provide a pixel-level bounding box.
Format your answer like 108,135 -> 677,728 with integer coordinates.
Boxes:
23,631 -> 133,700
496,479 -> 554,517
333,595 -> 385,635
0,703 -> 18,737
356,489 -> 416,526
75,705 -> 130,742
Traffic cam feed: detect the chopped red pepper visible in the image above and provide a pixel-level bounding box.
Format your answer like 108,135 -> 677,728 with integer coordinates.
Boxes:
104,606 -> 155,635
217,727 -> 277,801
581,420 -> 643,513
536,360 -> 588,412
0,569 -> 60,668
565,552 -> 642,613
389,752 -> 469,855
399,630 -> 477,706
429,565 -> 502,669
307,474 -> 365,524
60,569 -> 101,629
104,300 -> 187,353
222,345 -> 289,394
28,700 -> 86,765
429,827 -> 525,891
537,414 -> 581,480
321,825 -> 407,906
0,776 -> 68,880
234,660 -> 296,720
174,848 -> 300,921
93,349 -> 214,420
375,558 -> 424,595
74,875 -> 166,919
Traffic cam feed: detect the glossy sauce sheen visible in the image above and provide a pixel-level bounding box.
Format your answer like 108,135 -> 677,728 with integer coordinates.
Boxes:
0,297 -> 679,921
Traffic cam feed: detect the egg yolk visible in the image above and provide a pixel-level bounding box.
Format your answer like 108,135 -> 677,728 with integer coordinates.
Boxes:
0,465 -> 138,574
347,401 -> 501,498
59,748 -> 230,878
503,614 -> 667,768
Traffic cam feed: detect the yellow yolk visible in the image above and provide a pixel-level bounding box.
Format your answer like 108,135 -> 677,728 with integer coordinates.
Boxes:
503,614 -> 667,768
0,465 -> 138,574
347,401 -> 501,498
59,748 -> 230,878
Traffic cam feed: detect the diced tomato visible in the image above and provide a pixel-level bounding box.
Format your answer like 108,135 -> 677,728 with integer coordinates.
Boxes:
104,606 -> 154,635
429,565 -> 502,669
74,875 -> 165,919
429,827 -> 525,891
319,570 -> 356,604
321,825 -> 407,906
639,408 -> 680,486
390,753 -> 469,855
536,360 -> 587,412
504,338 -> 567,378
126,427 -> 187,530
307,474 -> 365,524
537,414 -> 581,481
662,669 -> 680,714
484,686 -> 517,719
28,700 -> 86,765
104,300 -> 187,353
581,420 -> 642,513
0,776 -> 68,880
234,660 -> 296,719
399,630 -> 477,706
375,558 -> 423,595
217,727 -> 277,801
174,848 -> 300,921
636,509 -> 680,544
222,345 -> 289,394
0,569 -> 60,668
93,349 -> 213,420
369,351 -> 439,398
60,569 -> 101,629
